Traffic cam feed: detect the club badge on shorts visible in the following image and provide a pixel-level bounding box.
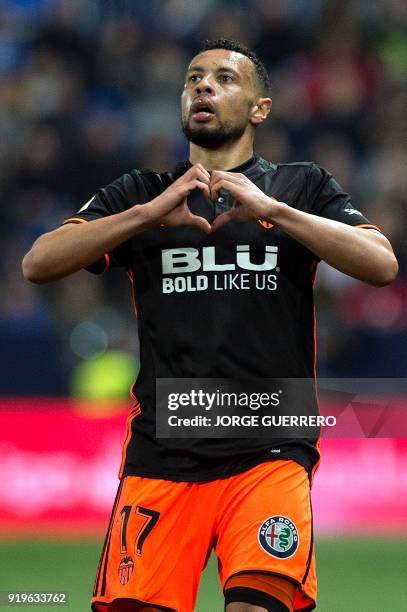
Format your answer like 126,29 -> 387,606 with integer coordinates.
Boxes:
118,556 -> 134,585
258,515 -> 299,559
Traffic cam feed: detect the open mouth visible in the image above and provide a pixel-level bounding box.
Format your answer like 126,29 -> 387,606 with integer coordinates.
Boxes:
191,98 -> 216,122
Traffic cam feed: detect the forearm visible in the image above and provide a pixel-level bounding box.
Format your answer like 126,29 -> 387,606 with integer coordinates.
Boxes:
22,204 -> 152,283
270,204 -> 398,286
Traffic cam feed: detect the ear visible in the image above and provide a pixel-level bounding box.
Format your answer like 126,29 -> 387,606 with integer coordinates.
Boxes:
250,97 -> 272,126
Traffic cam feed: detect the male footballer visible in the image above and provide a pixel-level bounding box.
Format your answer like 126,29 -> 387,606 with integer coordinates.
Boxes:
22,39 -> 398,612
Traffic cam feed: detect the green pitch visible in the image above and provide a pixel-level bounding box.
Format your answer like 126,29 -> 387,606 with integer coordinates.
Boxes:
0,538 -> 406,611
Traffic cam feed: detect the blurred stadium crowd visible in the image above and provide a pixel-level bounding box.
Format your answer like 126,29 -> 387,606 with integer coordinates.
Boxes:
0,0 -> 406,396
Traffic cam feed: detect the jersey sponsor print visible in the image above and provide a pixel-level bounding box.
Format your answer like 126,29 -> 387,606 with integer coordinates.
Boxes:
161,244 -> 278,293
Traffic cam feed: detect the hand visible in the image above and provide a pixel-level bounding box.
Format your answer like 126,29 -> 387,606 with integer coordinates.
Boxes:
145,163 -> 211,233
210,171 -> 285,232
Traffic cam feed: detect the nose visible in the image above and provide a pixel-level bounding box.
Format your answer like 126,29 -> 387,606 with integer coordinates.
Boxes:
195,75 -> 214,95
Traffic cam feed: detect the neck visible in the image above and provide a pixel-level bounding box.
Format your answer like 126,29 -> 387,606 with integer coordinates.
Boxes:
188,133 -> 254,171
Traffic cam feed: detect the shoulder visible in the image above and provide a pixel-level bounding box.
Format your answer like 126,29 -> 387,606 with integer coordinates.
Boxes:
274,161 -> 320,178
263,160 -> 334,197
101,167 -> 177,204
256,156 -> 324,181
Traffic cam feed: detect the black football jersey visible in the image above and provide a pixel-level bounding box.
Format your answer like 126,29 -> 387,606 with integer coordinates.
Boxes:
63,155 -> 380,482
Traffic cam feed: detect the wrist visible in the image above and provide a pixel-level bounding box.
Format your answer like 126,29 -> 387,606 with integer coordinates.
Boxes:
264,197 -> 288,225
133,201 -> 159,231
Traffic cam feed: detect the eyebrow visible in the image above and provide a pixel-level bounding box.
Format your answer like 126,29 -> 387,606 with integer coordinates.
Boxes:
187,65 -> 241,79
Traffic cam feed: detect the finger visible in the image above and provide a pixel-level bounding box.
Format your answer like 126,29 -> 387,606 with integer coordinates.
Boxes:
196,163 -> 211,181
210,178 -> 243,201
183,178 -> 211,199
211,210 -> 237,232
193,166 -> 211,184
219,171 -> 247,178
193,179 -> 211,199
189,163 -> 211,182
210,171 -> 247,186
176,166 -> 210,192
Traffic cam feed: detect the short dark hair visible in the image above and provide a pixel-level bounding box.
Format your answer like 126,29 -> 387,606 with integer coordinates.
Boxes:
201,38 -> 270,97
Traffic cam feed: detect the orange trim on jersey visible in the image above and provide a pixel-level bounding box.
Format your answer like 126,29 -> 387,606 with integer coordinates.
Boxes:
126,269 -> 138,317
101,253 -> 110,272
311,306 -> 321,486
355,223 -> 382,232
63,217 -> 88,224
225,574 -> 296,611
62,217 -> 110,271
310,438 -> 321,486
118,401 -> 141,479
129,382 -> 138,401
258,219 -> 274,229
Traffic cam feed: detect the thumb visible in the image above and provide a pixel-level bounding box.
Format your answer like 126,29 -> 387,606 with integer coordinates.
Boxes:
189,214 -> 212,233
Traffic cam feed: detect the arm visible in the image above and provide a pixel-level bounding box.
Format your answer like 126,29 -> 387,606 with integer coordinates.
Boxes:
264,205 -> 398,287
210,171 -> 398,287
22,164 -> 211,284
22,207 -> 151,283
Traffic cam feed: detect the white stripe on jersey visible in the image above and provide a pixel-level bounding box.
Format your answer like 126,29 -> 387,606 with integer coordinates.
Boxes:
78,195 -> 96,212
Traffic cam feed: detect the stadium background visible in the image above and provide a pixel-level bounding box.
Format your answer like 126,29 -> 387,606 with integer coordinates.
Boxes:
0,0 -> 406,609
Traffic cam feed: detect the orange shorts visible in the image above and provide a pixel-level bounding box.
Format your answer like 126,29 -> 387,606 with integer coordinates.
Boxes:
91,460 -> 316,612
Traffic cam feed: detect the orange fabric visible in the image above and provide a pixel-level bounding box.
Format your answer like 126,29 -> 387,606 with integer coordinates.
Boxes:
309,306 -> 321,487
126,269 -> 138,317
91,460 -> 316,612
102,253 -> 110,272
355,223 -> 381,232
225,573 -> 296,611
310,438 -> 321,487
62,217 -> 88,224
129,383 -> 138,402
258,219 -> 274,229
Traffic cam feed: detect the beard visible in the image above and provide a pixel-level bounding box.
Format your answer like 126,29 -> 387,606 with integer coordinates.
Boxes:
181,113 -> 249,149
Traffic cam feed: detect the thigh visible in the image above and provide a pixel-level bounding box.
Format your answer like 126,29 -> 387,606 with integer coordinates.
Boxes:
92,476 -> 215,612
215,461 -> 316,611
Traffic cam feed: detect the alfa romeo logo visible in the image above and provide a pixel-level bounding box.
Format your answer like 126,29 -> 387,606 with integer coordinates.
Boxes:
258,515 -> 299,559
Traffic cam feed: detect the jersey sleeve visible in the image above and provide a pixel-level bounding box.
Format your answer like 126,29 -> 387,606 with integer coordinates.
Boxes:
307,164 -> 381,231
63,173 -> 136,274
